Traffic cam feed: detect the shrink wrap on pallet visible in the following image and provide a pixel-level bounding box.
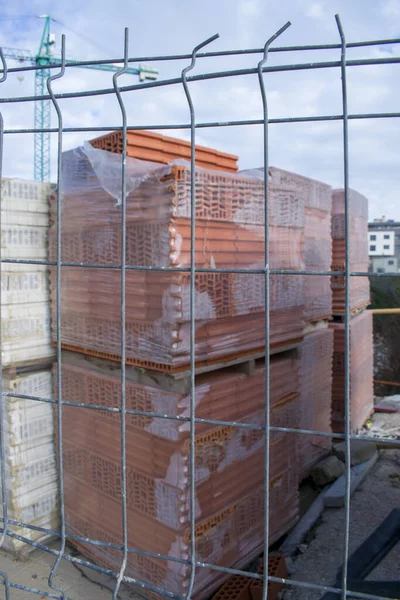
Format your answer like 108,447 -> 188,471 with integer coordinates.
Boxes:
329,311 -> 374,433
48,145 -> 305,370
303,181 -> 332,321
56,350 -> 300,598
331,189 -> 370,315
242,167 -> 332,323
298,328 -> 333,478
0,370 -> 58,552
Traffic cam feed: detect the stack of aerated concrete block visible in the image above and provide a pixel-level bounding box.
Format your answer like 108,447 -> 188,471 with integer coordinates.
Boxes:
1,178 -> 58,552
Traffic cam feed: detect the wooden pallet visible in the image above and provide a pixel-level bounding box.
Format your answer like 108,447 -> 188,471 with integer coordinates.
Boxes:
2,357 -> 54,378
55,337 -> 302,377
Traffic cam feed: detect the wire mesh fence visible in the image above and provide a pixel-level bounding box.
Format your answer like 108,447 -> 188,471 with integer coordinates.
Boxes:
0,13 -> 399,600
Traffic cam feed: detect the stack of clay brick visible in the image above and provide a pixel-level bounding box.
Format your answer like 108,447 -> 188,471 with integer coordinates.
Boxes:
49,138 -> 305,370
331,189 -> 370,315
48,132 -> 306,599
57,350 -> 300,598
269,169 -> 334,478
329,311 -> 374,433
300,173 -> 334,476
329,189 -> 373,433
298,327 -> 334,477
90,129 -> 239,172
269,168 -> 332,323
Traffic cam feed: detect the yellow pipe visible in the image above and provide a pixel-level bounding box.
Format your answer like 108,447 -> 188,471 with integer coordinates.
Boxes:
370,308 -> 400,314
374,379 -> 400,387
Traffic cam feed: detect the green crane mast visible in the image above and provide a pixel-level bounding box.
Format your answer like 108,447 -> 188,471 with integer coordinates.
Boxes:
35,15 -> 53,182
3,15 -> 158,182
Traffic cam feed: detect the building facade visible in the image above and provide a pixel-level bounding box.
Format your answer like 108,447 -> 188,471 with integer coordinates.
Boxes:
368,230 -> 395,256
368,220 -> 400,273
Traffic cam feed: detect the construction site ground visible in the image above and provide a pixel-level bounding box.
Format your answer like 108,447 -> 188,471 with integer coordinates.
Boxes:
0,400 -> 398,600
282,398 -> 400,599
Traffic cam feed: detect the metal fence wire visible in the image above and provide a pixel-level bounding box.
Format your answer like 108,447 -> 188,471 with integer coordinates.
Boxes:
0,12 -> 399,600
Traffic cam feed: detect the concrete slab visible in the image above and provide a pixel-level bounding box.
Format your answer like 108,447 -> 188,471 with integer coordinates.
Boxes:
324,452 -> 379,508
333,439 -> 377,466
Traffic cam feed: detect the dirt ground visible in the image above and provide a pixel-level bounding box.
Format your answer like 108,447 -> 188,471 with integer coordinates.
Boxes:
0,542 -> 142,599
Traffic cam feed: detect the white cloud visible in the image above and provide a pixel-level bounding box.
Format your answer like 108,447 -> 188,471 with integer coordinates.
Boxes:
305,3 -> 324,18
238,0 -> 262,17
382,0 -> 400,18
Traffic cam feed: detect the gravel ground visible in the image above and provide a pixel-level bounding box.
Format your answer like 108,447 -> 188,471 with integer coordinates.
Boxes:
281,448 -> 400,599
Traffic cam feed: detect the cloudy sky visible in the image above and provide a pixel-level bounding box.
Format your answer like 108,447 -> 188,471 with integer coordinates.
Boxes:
0,0 -> 399,220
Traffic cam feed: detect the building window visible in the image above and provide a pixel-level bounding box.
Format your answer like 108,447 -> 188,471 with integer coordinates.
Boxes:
384,234 -> 390,239
384,245 -> 390,249
377,268 -> 385,273
388,260 -> 394,265
370,245 -> 376,251
370,234 -> 376,241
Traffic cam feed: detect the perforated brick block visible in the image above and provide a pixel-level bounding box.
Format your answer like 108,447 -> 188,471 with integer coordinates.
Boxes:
48,149 -> 306,368
329,311 -> 374,433
211,574 -> 252,600
90,129 -> 239,173
331,189 -> 370,315
298,328 -> 333,479
249,554 -> 287,600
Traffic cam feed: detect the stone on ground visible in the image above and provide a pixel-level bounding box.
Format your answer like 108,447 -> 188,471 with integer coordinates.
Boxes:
311,455 -> 345,487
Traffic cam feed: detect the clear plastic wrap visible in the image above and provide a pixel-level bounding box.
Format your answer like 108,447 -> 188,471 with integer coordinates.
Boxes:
331,189 -> 370,315
0,369 -> 58,552
329,310 -> 374,433
57,350 -> 300,597
304,191 -> 332,322
241,167 -> 332,322
298,327 -> 333,477
49,146 -> 305,369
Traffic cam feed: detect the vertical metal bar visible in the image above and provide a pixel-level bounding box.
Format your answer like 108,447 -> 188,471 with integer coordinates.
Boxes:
0,570 -> 10,600
256,22 -> 291,600
181,32 -> 219,600
47,34 -> 67,600
112,28 -> 129,600
335,14 -> 351,600
0,48 -> 9,553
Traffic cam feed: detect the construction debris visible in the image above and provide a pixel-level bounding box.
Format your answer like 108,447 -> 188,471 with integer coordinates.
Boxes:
332,439 -> 377,466
323,452 -> 379,508
310,455 -> 345,487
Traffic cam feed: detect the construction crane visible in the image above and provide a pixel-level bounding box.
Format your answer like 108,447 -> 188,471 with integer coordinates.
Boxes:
2,15 -> 158,182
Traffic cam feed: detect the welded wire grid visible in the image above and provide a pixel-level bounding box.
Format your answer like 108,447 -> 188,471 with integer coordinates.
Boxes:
0,13 -> 399,600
